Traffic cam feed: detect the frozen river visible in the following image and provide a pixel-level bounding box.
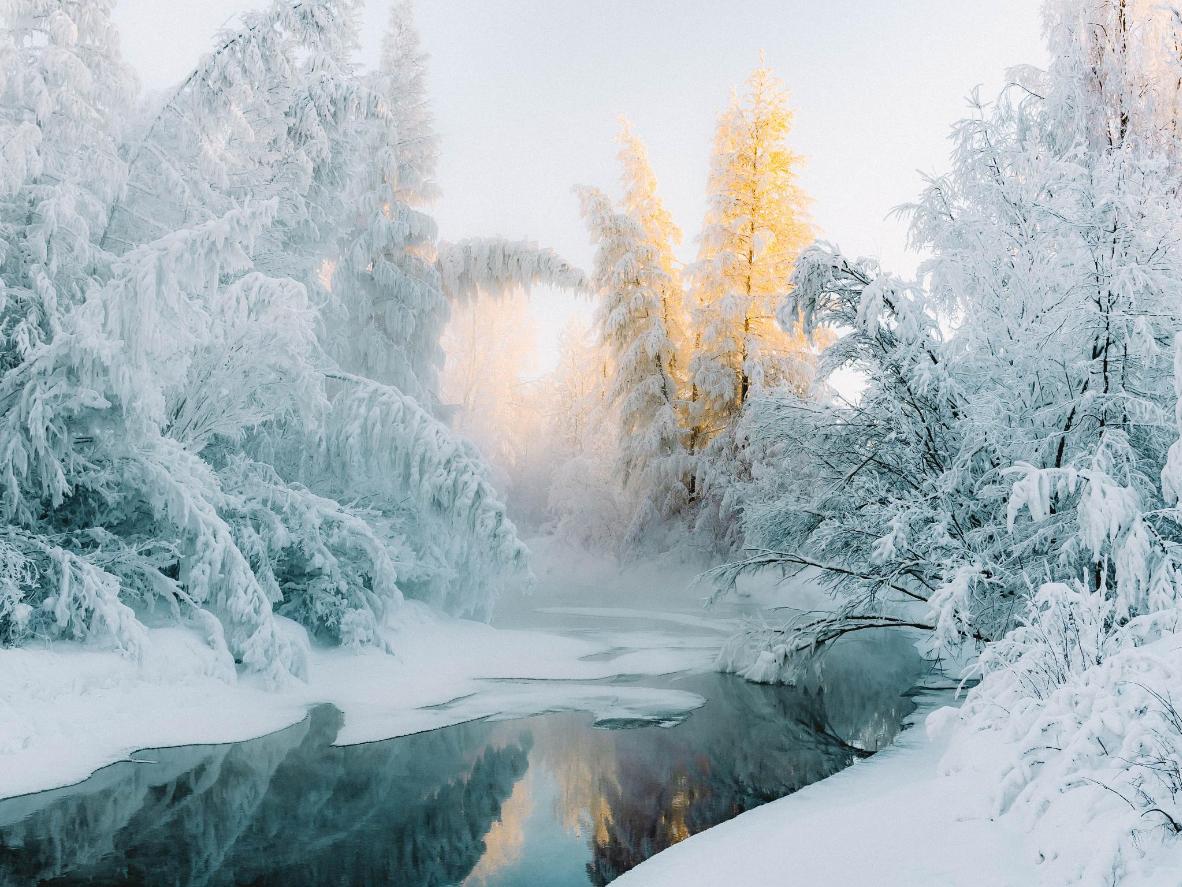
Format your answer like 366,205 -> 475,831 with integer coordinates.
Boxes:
0,598 -> 919,885
0,679 -> 913,884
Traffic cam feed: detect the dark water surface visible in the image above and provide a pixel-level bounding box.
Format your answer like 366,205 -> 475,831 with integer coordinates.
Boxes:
0,672 -> 914,886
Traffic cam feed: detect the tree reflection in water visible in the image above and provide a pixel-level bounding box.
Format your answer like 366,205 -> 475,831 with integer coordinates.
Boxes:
0,672 -> 914,886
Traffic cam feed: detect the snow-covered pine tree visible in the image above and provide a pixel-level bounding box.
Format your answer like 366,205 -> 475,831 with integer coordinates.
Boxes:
226,1 -> 567,631
576,174 -> 688,549
715,245 -> 965,680
0,0 -> 134,336
614,122 -> 693,541
324,0 -> 444,405
687,62 -> 813,446
685,60 -> 815,549
617,120 -> 689,389
114,0 -> 381,673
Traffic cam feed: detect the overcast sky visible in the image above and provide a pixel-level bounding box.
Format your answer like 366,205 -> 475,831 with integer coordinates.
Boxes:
112,0 -> 1049,371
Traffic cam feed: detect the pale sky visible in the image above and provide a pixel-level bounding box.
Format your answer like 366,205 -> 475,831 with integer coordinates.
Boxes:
112,0 -> 1049,373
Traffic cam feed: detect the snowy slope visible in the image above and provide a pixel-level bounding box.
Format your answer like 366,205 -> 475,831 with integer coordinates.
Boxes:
616,695 -> 1040,887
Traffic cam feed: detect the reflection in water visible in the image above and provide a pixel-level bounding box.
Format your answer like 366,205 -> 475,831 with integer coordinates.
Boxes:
0,673 -> 913,886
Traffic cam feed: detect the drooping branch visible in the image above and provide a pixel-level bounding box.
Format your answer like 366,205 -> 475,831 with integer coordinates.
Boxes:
436,237 -> 586,304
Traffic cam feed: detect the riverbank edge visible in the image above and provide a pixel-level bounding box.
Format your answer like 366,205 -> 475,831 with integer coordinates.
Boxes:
0,605 -> 723,802
615,690 -> 1042,887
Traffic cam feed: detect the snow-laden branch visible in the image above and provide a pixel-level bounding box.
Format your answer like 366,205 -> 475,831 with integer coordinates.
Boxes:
437,238 -> 586,305
319,370 -> 528,619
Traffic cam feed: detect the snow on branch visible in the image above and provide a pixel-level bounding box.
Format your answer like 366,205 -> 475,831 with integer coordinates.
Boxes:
319,371 -> 528,619
437,238 -> 586,304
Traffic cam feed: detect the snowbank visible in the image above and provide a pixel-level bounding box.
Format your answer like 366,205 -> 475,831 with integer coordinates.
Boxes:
616,694 -> 1040,887
940,607 -> 1182,887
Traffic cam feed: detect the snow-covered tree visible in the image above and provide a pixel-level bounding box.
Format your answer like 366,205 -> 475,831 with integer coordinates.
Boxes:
0,0 -> 134,345
613,123 -> 693,539
704,17 -> 1182,877
678,61 -> 817,551
324,0 -> 444,405
718,0 -> 1182,676
576,164 -> 688,545
710,3 -> 1182,877
617,120 -> 689,388
687,61 -> 814,452
436,237 -> 584,306
0,0 -> 581,677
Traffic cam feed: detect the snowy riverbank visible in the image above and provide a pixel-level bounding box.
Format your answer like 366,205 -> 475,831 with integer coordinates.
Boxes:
618,694 -> 1039,887
17,540 -> 1175,887
619,691 -> 1182,887
0,598 -> 728,801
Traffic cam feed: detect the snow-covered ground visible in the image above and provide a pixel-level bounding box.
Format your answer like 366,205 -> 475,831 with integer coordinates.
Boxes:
0,607 -> 726,800
617,692 -> 1182,887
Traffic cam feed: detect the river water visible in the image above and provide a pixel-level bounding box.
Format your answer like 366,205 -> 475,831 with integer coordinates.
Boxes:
0,665 -> 914,886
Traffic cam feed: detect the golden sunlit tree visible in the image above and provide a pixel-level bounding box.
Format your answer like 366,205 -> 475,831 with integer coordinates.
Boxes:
617,119 -> 690,389
679,58 -> 817,548
575,121 -> 694,548
687,59 -> 814,454
562,60 -> 818,553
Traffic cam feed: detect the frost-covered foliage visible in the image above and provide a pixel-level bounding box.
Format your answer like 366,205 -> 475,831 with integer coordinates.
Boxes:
687,63 -> 813,441
576,167 -> 689,546
568,70 -> 820,557
712,0 -> 1182,877
938,337 -> 1182,884
0,0 -> 561,679
685,61 -> 819,549
719,0 -> 1182,673
715,245 -> 968,676
323,0 -> 444,406
437,237 -> 585,305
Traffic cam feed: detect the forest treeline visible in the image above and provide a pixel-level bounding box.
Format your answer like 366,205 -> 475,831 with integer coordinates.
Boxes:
446,63 -> 821,557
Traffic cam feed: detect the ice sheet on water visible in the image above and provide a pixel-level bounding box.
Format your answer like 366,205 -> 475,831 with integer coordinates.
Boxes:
536,606 -> 738,633
0,602 -> 722,798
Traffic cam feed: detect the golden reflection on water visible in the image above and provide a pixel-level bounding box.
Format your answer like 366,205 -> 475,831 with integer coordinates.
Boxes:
0,671 -> 920,887
463,771 -> 533,886
460,712 -> 706,884
532,715 -> 622,842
